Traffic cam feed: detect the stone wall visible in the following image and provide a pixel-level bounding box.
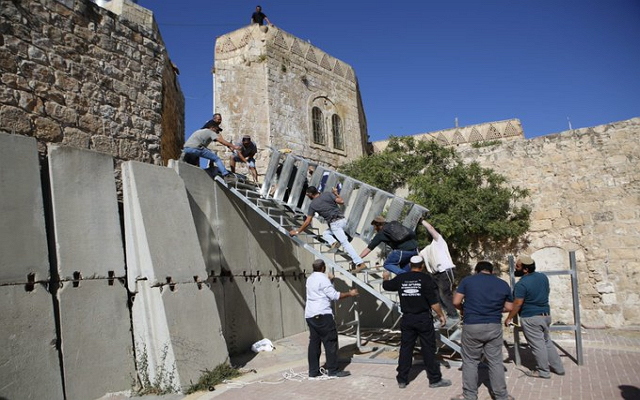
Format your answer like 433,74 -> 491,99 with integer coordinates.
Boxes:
373,118 -> 524,152
0,0 -> 184,168
214,25 -> 368,173
377,118 -> 639,328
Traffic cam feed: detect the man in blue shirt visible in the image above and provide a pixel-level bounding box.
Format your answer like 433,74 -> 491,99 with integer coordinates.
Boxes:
452,261 -> 513,400
504,255 -> 565,379
305,259 -> 358,378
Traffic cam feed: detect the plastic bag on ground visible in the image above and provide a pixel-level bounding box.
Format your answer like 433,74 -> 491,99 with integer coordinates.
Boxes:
251,338 -> 275,352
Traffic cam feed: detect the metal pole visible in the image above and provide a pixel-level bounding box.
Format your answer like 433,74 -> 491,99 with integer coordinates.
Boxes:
570,251 -> 584,365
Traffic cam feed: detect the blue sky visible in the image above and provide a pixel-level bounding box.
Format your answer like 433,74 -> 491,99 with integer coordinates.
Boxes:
137,0 -> 640,142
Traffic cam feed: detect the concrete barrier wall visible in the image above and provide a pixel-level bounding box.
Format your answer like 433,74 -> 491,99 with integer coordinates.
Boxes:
47,144 -> 136,399
123,161 -> 229,390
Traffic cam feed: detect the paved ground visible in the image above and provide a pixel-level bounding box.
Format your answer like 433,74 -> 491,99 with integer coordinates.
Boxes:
180,328 -> 640,400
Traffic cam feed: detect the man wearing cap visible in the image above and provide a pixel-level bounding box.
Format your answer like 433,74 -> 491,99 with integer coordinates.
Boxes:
358,216 -> 419,275
182,113 -> 240,183
451,261 -> 514,400
289,186 -> 365,271
305,259 -> 358,378
230,135 -> 258,183
505,255 -> 565,379
382,256 -> 451,389
419,219 -> 459,324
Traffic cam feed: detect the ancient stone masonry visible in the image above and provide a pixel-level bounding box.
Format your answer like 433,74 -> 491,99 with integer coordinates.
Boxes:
374,117 -> 640,328
214,25 -> 369,174
0,0 -> 184,172
373,118 -> 524,152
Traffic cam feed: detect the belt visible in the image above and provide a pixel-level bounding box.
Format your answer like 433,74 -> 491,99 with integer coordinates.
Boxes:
539,313 -> 550,316
327,217 -> 345,224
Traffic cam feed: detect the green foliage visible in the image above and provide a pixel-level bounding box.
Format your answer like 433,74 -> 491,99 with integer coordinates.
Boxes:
339,136 -> 531,264
471,140 -> 502,148
186,363 -> 242,394
134,344 -> 179,396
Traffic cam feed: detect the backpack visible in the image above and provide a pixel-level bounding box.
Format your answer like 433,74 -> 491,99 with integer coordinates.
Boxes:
382,221 -> 413,242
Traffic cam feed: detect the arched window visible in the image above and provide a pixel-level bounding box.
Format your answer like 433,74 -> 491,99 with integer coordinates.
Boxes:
312,107 -> 325,145
332,114 -> 344,150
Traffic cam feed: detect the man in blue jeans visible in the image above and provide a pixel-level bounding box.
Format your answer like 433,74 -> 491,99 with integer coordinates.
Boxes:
359,216 -> 418,275
182,113 -> 239,183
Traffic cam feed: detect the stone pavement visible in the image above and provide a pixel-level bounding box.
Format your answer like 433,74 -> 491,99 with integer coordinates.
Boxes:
181,328 -> 640,400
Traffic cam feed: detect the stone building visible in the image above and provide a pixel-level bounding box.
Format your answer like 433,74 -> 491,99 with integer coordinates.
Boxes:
373,117 -> 640,328
213,25 -> 369,172
0,0 -> 184,167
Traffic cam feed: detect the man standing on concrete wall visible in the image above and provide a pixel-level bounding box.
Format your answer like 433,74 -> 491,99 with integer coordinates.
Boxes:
305,259 -> 358,378
289,186 -> 365,270
420,219 -> 459,325
182,113 -> 239,183
452,261 -> 514,400
250,5 -> 271,25
505,255 -> 565,379
359,216 -> 419,275
382,255 -> 451,389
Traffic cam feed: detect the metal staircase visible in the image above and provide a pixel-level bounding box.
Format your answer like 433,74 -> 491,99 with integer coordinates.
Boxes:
220,149 -> 462,362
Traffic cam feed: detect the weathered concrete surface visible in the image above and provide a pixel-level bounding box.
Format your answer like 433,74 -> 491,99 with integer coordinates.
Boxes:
218,276 -> 261,356
122,161 -> 207,289
131,281 -> 228,392
48,144 -> 125,279
279,274 -> 308,338
58,279 -> 135,400
0,285 -> 64,400
0,133 -> 49,285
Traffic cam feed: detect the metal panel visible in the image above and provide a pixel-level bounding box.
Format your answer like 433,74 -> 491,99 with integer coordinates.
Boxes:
385,197 -> 406,223
339,178 -> 357,206
402,204 -> 427,230
361,191 -> 391,241
346,186 -> 372,237
301,166 -> 327,213
287,159 -> 309,209
260,149 -> 281,197
273,156 -> 296,201
323,172 -> 339,192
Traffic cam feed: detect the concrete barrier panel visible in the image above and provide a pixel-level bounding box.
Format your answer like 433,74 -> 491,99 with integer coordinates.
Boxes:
48,145 -> 125,279
0,133 -> 49,284
215,189 -> 252,274
170,161 -> 223,275
221,277 -> 262,355
58,279 -> 135,400
279,275 -> 307,338
254,278 -> 284,341
161,283 -> 228,387
0,285 -> 64,400
122,161 -> 207,289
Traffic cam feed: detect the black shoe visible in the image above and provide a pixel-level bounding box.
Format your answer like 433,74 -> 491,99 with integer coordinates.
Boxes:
429,378 -> 452,388
328,371 -> 351,378
398,382 -> 407,389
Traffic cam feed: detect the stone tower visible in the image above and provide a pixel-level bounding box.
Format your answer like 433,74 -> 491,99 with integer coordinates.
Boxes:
213,25 -> 369,171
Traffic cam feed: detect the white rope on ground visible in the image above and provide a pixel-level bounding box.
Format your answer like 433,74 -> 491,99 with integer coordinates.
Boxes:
223,367 -> 339,389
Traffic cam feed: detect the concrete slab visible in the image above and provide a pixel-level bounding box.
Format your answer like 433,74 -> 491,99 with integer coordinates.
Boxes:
132,280 -> 229,393
0,285 -> 64,400
170,161 -> 223,276
0,132 -> 50,284
254,278 -> 284,341
122,161 -> 207,289
279,274 -> 307,338
214,189 -> 251,275
58,279 -> 135,400
161,283 -> 228,389
48,144 -> 125,280
220,276 -> 262,356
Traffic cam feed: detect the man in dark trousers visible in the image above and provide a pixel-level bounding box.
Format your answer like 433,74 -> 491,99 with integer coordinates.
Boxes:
289,186 -> 364,270
305,259 -> 358,378
382,255 -> 451,390
451,261 -> 514,400
359,216 -> 419,275
505,255 -> 565,379
250,5 -> 272,25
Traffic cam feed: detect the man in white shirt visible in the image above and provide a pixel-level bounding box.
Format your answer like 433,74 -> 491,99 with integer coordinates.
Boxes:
305,259 -> 358,378
419,219 -> 459,325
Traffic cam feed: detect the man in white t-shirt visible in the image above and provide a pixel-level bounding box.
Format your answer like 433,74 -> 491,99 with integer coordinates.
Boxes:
419,219 -> 459,324
305,259 -> 358,378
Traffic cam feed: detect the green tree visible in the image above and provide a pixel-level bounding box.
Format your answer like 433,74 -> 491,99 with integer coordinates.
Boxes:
339,137 -> 530,267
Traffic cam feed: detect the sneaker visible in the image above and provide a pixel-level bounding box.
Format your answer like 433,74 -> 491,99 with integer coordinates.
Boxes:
328,370 -> 351,378
429,378 -> 452,388
223,174 -> 237,184
329,241 -> 340,252
398,382 -> 407,389
551,369 -> 566,376
350,263 -> 366,273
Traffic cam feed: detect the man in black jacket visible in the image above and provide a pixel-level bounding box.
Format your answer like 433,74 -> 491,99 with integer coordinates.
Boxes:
382,255 -> 451,389
359,216 -> 418,275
